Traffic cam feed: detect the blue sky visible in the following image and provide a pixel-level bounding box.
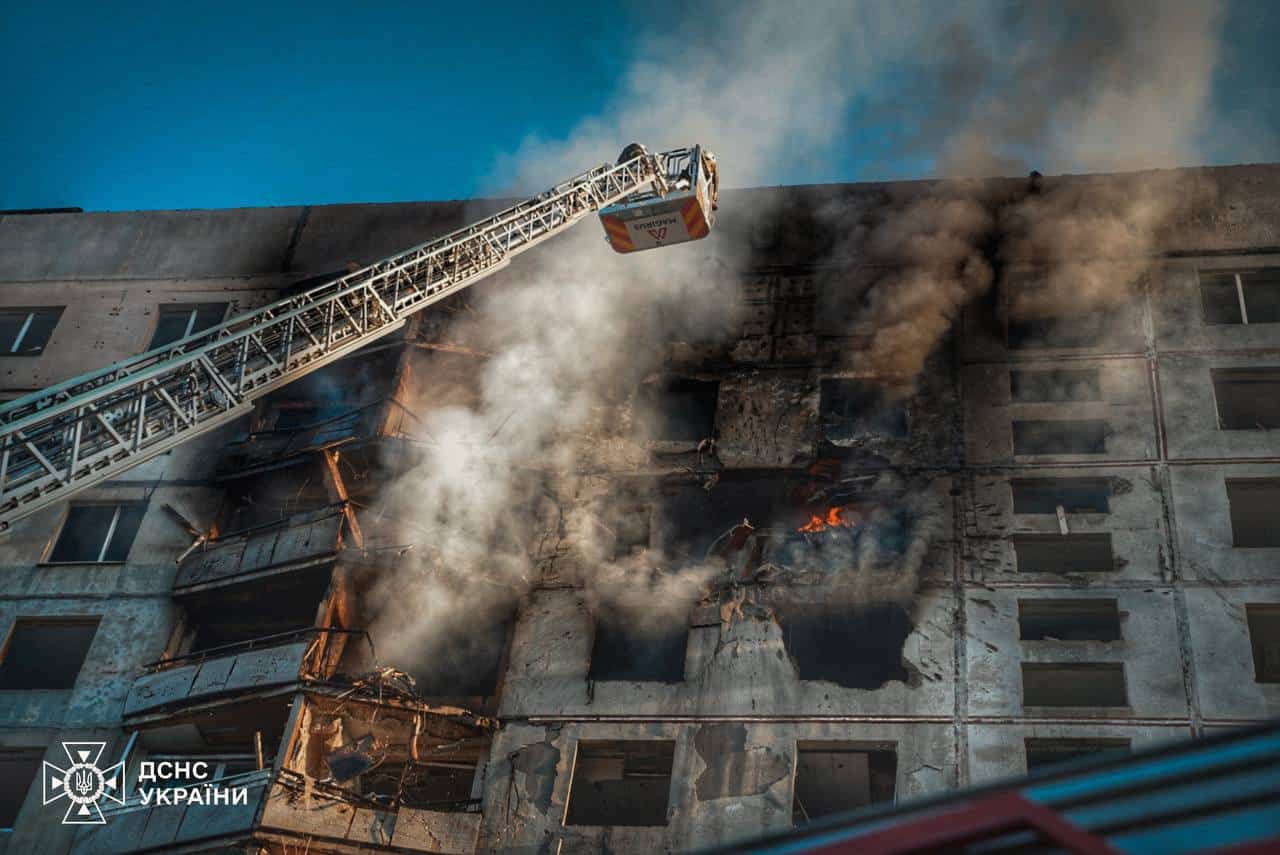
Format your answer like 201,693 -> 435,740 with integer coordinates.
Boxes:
2,1 -> 1277,211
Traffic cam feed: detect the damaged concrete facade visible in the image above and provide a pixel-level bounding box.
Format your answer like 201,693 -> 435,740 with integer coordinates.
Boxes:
0,163 -> 1278,853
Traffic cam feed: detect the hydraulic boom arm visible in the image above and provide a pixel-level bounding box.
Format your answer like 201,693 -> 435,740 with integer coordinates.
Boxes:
0,146 -> 691,532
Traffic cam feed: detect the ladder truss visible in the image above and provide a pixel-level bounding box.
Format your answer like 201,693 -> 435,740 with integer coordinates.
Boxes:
0,149 -> 678,531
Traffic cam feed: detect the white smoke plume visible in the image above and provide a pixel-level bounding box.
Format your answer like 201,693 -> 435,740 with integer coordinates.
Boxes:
363,0 -> 1238,673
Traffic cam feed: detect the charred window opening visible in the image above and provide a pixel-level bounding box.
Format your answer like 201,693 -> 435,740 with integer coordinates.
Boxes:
1226,479 -> 1280,548
644,378 -> 718,442
1022,663 -> 1127,708
1010,368 -> 1102,403
564,740 -> 674,827
1013,534 -> 1114,574
183,570 -> 331,653
1007,313 -> 1105,350
360,759 -> 479,811
1018,599 -> 1121,641
1011,478 -> 1111,514
0,618 -> 99,690
163,697 -> 292,753
259,347 -> 403,433
778,604 -> 911,689
1200,269 -> 1280,325
1012,420 -> 1107,455
0,750 -> 42,829
611,504 -> 652,559
148,302 -> 228,350
411,613 -> 513,700
1246,604 -> 1280,683
1212,368 -> 1280,430
793,743 -> 895,824
0,307 -> 63,356
656,475 -> 914,580
820,378 -> 908,440
588,608 -> 688,683
1024,738 -> 1130,771
218,460 -> 333,535
46,502 -> 146,564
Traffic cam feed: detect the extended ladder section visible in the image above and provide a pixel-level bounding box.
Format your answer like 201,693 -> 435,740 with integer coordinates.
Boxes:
0,148 -> 685,531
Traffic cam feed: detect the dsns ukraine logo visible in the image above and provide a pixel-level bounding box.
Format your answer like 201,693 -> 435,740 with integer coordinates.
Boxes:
42,742 -> 125,825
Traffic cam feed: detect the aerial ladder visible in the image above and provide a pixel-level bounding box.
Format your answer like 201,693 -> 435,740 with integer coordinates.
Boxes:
0,144 -> 720,532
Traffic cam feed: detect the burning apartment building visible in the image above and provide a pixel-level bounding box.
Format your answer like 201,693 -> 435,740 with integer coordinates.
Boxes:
0,160 -> 1278,854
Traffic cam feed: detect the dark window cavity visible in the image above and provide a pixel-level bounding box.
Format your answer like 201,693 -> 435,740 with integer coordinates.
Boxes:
793,744 -> 896,824
1011,478 -> 1111,515
589,609 -> 688,683
0,308 -> 63,356
1212,368 -> 1280,430
1010,368 -> 1102,403
148,303 -> 228,350
1022,662 -> 1127,707
1246,604 -> 1280,683
1007,313 -> 1105,350
1024,738 -> 1130,771
646,379 -> 718,442
778,604 -> 910,689
0,618 -> 100,690
1013,534 -> 1114,573
564,741 -> 674,827
1226,479 -> 1280,548
820,378 -> 908,440
1018,599 -> 1121,641
1012,420 -> 1107,455
1200,269 -> 1280,325
47,503 -> 146,563
0,750 -> 42,829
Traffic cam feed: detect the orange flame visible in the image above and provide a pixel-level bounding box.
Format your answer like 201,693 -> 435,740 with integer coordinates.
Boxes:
798,506 -> 852,533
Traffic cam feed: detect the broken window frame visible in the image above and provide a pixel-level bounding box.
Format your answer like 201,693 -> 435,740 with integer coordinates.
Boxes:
147,302 -> 229,350
1199,268 -> 1280,326
1017,599 -> 1122,642
0,749 -> 43,830
1009,368 -> 1103,403
1021,662 -> 1129,708
1010,478 -> 1112,515
792,741 -> 897,826
1225,478 -> 1280,549
0,617 -> 100,691
563,740 -> 676,828
587,607 -> 690,684
1024,738 -> 1131,772
1011,533 -> 1115,574
642,377 -> 719,443
1246,603 -> 1280,683
44,501 -> 147,564
0,307 -> 63,356
819,377 -> 909,440
1211,368 -> 1280,431
1011,420 -> 1108,456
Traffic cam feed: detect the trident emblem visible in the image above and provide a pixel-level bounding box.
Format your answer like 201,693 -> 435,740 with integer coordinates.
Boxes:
42,742 -> 125,825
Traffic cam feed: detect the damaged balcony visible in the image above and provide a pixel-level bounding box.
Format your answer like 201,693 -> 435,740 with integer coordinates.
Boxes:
173,504 -> 350,595
217,344 -> 422,477
123,626 -> 362,723
256,689 -> 494,854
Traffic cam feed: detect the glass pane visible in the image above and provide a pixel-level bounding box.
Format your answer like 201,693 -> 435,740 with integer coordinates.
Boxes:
1200,272 -> 1242,324
1241,269 -> 1280,323
18,309 -> 63,353
102,503 -> 146,562
0,313 -> 28,353
190,303 -> 228,333
148,310 -> 194,349
47,505 -> 116,562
